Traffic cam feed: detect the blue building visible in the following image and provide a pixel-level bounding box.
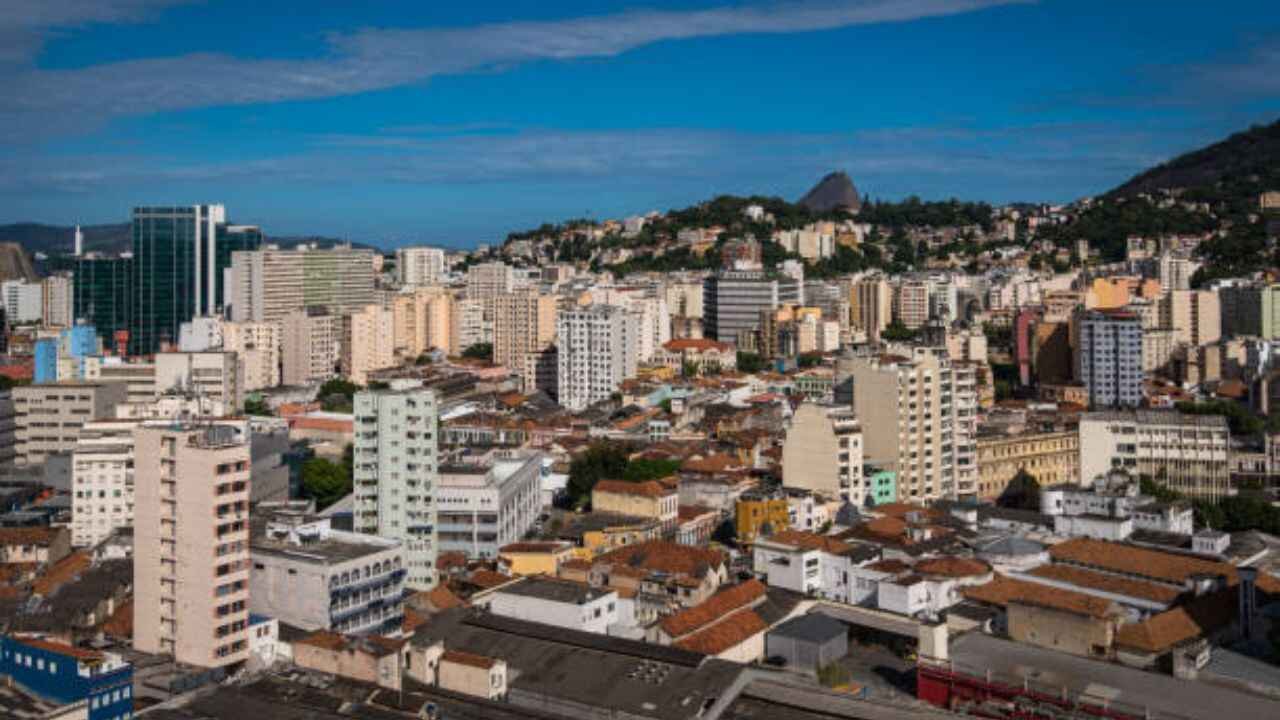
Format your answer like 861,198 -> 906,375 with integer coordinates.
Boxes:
31,325 -> 98,383
33,338 -> 58,383
0,635 -> 133,720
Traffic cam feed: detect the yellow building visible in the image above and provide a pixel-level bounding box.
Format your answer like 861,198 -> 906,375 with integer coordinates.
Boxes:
558,513 -> 664,559
975,430 -> 1079,500
591,479 -> 678,533
1085,277 -> 1161,310
498,541 -> 576,576
735,494 -> 790,543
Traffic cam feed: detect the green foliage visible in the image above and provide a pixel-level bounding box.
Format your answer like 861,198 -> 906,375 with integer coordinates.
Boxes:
797,353 -> 823,368
414,353 -> 434,366
301,457 -> 351,511
1174,400 -> 1280,440
736,352 -> 768,373
998,469 -> 1041,511
1141,475 -> 1280,534
243,396 -> 272,416
857,196 -> 995,232
568,442 -> 631,506
880,321 -> 918,342
622,458 -> 681,482
317,378 -> 361,412
462,342 -> 493,361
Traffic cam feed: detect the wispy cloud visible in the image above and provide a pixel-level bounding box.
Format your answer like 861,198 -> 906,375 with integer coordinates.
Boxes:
0,0 -> 1030,138
0,0 -> 198,65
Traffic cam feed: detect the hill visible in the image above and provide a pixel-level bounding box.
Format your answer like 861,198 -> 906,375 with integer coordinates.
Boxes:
797,171 -> 861,213
0,223 -> 131,256
0,243 -> 38,283
1108,119 -> 1280,205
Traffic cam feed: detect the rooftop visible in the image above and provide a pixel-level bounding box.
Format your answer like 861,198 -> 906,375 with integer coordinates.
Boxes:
492,576 -> 611,604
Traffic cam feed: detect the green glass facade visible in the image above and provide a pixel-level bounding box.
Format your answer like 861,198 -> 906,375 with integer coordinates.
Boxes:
73,256 -> 132,350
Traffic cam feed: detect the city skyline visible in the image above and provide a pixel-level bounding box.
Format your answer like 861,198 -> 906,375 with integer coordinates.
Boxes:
2,0 -> 1278,247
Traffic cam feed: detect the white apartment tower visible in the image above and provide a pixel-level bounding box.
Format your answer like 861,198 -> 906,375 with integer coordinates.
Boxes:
556,305 -> 639,412
396,247 -> 446,287
353,388 -> 440,590
133,424 -> 252,668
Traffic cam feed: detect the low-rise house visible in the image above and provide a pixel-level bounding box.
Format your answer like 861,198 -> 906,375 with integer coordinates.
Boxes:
751,530 -> 881,603
964,574 -> 1126,659
874,557 -> 994,619
0,634 -> 134,720
0,527 -> 71,567
497,541 -> 575,576
553,512 -> 663,558
675,505 -> 718,546
591,479 -> 679,535
436,648 -> 508,701
290,631 -> 408,691
656,339 -> 738,374
678,471 -> 757,514
736,492 -> 791,543
437,452 -> 544,560
576,541 -> 728,618
483,576 -> 619,635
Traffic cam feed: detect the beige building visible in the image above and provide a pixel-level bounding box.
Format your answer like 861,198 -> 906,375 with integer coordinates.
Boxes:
852,276 -> 892,341
391,287 -> 456,358
280,307 -> 341,387
781,403 -> 863,504
220,321 -> 281,391
892,279 -> 930,329
133,424 -> 252,668
82,359 -> 157,404
591,479 -> 678,534
1161,289 -> 1220,347
493,291 -> 557,382
465,261 -> 514,300
665,280 -> 704,319
976,430 -> 1078,500
395,246 -> 446,287
155,351 -> 243,413
41,274 -> 74,328
12,381 -> 128,465
341,304 -> 396,385
1079,410 -> 1230,499
452,298 -> 490,353
229,246 -> 376,324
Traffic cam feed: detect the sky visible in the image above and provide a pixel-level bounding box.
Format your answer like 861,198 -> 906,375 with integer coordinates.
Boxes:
1,0 -> 1278,249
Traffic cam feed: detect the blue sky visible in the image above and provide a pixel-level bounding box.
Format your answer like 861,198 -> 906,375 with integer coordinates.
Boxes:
2,0 -> 1278,248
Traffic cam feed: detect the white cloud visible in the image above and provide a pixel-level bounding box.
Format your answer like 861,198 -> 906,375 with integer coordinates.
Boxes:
0,0 -> 1030,137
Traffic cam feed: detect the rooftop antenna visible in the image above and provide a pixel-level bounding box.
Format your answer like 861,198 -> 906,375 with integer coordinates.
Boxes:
74,225 -> 83,257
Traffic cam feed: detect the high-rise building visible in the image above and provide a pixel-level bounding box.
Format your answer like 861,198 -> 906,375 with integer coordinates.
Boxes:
781,403 -> 864,504
392,288 -> 454,359
1161,289 -> 1221,347
220,321 -> 281,390
133,424 -> 252,667
1076,309 -> 1144,409
40,274 -> 74,327
892,279 -> 930,330
556,305 -> 639,412
396,246 -> 446,287
129,206 -> 261,354
465,262 -> 514,300
852,276 -> 892,342
1,280 -> 42,324
353,387 -> 440,590
849,350 -> 971,502
154,351 -> 243,413
229,246 -> 375,325
1158,253 -> 1196,292
341,304 -> 396,385
280,307 -> 341,387
493,291 -> 557,381
70,421 -> 138,548
702,270 -> 802,344
73,255 -> 132,351
12,381 -> 128,466
452,298 -> 490,352
1078,410 -> 1230,499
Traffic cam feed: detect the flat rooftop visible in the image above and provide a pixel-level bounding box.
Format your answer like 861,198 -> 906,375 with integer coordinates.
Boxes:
947,632 -> 1280,719
492,576 -> 611,604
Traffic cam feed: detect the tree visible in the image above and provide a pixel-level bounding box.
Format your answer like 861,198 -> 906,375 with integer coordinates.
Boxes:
998,469 -> 1041,511
567,442 -> 631,507
317,378 -> 360,412
243,397 -> 272,416
736,352 -> 768,373
622,458 -> 681,482
797,353 -> 823,369
462,342 -> 493,361
880,321 -> 917,342
301,458 -> 351,511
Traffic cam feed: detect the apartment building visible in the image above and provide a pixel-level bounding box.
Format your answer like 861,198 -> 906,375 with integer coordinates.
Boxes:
464,261 -> 514,300
852,276 -> 892,342
0,390 -> 15,467
41,273 -> 74,328
341,304 -> 396,385
391,288 -> 455,358
154,351 -> 243,413
452,298 -> 491,351
280,307 -> 341,387
395,246 -> 446,287
556,305 -> 639,412
849,350 -> 972,501
1078,410 -> 1231,499
353,387 -> 440,590
436,452 -> 543,559
1161,289 -> 1221,347
975,429 -> 1079,501
13,381 -> 129,466
229,246 -> 376,324
665,280 -> 704,319
702,270 -> 802,344
250,509 -> 406,635
133,424 -> 252,668
220,320 -> 281,390
492,291 -> 557,381
590,288 -> 671,362
70,422 -> 136,548
1076,309 -> 1144,409
892,279 -> 930,330
781,403 -> 864,505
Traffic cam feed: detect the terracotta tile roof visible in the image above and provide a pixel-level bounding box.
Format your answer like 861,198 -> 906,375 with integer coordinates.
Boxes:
33,552 -> 91,596
678,505 -> 716,521
1028,564 -> 1182,604
673,608 -> 768,655
660,580 -> 766,638
1048,538 -> 1237,587
874,503 -> 937,520
680,454 -> 739,474
425,585 -> 465,611
402,607 -> 427,634
468,570 -> 516,589
865,559 -> 912,574
1115,588 -> 1238,654
11,637 -> 103,662
0,527 -> 61,546
760,530 -> 853,555
914,557 -> 992,579
663,338 -> 733,353
596,541 -> 725,579
442,649 -> 498,670
101,599 -> 133,639
499,541 -> 571,554
296,630 -> 347,651
963,574 -> 1120,619
594,479 -> 674,498
436,551 -> 468,572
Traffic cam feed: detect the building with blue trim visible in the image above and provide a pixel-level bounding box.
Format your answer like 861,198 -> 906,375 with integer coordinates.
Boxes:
0,634 -> 133,720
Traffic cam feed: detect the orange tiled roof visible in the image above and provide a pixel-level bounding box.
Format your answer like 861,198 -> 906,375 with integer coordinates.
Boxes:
1115,587 -> 1238,653
296,630 -> 347,651
499,541 -> 571,554
873,503 -> 937,520
673,608 -> 767,655
425,585 -> 465,611
1048,538 -> 1240,587
101,599 -> 133,639
761,530 -> 853,555
11,637 -> 103,661
442,649 -> 498,669
660,580 -> 766,638
963,574 -> 1119,620
0,527 -> 61,546
865,559 -> 912,574
468,570 -> 515,589
914,557 -> 991,579
1028,564 -> 1181,604
596,540 -> 725,579
594,479 -> 674,499
680,454 -> 739,474
33,552 -> 90,596
663,338 -> 733,353
677,505 -> 716,521
402,607 -> 427,634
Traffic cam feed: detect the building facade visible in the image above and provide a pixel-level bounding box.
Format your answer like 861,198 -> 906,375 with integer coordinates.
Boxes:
1076,310 -> 1143,409
556,305 -> 639,412
436,453 -> 543,560
229,246 -> 375,325
703,270 -> 802,344
396,246 -> 446,287
13,382 -> 129,466
976,430 -> 1079,501
1078,410 -> 1230,499
781,403 -> 864,504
